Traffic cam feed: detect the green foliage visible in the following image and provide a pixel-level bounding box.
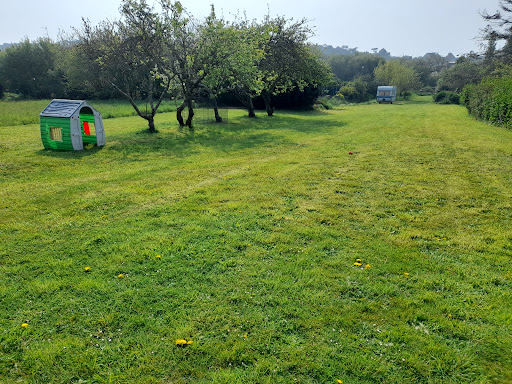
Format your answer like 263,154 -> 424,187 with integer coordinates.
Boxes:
324,53 -> 382,102
0,38 -> 65,99
436,58 -> 484,92
1,101 -> 512,383
433,91 -> 460,105
337,76 -> 370,102
326,53 -> 383,82
462,75 -> 512,127
409,53 -> 450,88
481,0 -> 512,63
252,16 -> 331,116
78,0 -> 174,132
374,60 -> 421,97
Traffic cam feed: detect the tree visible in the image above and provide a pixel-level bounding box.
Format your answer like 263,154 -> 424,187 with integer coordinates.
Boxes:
57,43 -> 114,99
409,53 -> 450,88
0,38 -> 64,98
374,60 -> 421,97
162,3 -> 251,128
257,16 -> 331,116
337,76 -> 370,102
230,18 -> 269,118
200,16 -> 264,122
436,57 -> 484,92
481,0 -> 512,62
77,0 -> 173,133
326,52 -> 382,83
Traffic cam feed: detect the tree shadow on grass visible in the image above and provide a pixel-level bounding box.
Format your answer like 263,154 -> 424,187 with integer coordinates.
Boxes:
104,124 -> 289,159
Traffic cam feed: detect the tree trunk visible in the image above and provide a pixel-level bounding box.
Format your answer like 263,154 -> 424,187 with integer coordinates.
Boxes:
176,102 -> 185,127
186,105 -> 194,131
262,92 -> 274,116
211,96 -> 223,122
247,95 -> 256,118
185,98 -> 194,131
147,116 -> 157,133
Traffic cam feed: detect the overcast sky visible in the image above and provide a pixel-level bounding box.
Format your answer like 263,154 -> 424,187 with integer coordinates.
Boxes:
0,0 -> 502,57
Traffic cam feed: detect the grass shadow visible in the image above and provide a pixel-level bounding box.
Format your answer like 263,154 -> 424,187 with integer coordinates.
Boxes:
105,124 -> 290,159
36,145 -> 104,158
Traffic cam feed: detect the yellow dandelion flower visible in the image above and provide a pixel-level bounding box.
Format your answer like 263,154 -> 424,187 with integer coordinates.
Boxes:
84,266 -> 91,272
404,272 -> 410,277
353,262 -> 362,267
176,339 -> 193,347
118,274 -> 124,278
21,323 -> 29,328
337,380 -> 343,384
365,264 -> 371,269
156,255 -> 161,259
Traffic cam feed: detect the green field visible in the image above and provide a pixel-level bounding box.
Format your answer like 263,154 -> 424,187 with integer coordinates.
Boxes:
1,98 -> 511,383
0,99 -> 180,127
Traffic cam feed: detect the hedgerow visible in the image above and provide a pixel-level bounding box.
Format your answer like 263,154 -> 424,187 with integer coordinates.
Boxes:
462,76 -> 512,127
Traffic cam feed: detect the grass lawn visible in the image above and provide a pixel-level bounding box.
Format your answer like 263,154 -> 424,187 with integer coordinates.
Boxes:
1,97 -> 511,383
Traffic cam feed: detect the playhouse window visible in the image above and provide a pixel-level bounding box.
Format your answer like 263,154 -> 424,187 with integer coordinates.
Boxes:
49,126 -> 63,141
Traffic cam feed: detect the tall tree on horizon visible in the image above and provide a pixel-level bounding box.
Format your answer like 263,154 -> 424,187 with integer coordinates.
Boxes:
481,0 -> 512,62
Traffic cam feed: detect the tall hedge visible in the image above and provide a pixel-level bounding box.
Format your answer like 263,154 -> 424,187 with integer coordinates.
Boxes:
462,76 -> 512,127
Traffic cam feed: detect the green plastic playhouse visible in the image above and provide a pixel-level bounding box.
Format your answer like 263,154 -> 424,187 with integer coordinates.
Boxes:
40,99 -> 105,150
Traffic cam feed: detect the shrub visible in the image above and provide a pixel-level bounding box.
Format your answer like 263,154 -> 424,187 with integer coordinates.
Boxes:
433,91 -> 460,105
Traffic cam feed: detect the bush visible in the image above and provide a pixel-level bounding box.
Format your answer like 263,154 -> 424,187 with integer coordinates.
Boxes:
462,76 -> 512,127
433,91 -> 460,104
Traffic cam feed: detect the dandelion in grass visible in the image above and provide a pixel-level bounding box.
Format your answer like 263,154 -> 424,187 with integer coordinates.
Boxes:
118,274 -> 124,278
404,272 -> 410,278
156,255 -> 161,259
21,323 -> 29,328
337,380 -> 343,384
84,266 -> 91,272
176,339 -> 193,348
365,264 -> 371,269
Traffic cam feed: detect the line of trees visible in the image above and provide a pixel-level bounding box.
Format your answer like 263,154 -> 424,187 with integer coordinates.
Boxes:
5,0 -> 509,129
322,50 -> 453,103
0,0 -> 331,131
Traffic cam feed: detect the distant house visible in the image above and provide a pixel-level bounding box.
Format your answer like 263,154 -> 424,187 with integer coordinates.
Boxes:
40,99 -> 105,151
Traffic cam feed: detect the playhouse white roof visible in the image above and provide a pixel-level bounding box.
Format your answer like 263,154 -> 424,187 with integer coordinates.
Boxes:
40,99 -> 91,118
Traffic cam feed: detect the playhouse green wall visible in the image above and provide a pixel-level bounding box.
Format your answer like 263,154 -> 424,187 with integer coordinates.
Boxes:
40,116 -> 74,151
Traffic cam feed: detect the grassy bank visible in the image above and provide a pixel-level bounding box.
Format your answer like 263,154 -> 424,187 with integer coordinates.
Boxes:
1,98 -> 511,383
